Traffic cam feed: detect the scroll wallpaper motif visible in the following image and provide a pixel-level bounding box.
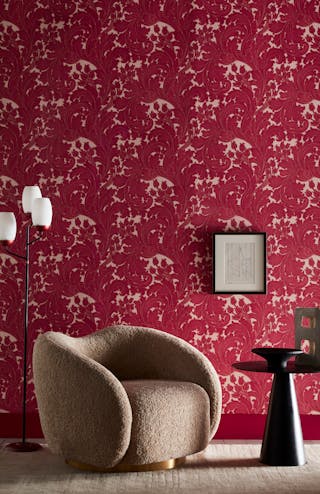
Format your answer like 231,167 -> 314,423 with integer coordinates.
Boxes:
1,1 -> 320,417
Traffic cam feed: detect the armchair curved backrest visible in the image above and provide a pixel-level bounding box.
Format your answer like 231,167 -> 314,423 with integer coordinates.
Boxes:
68,325 -> 221,435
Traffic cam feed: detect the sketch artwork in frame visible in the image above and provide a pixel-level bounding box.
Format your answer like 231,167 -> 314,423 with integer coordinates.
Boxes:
213,233 -> 267,294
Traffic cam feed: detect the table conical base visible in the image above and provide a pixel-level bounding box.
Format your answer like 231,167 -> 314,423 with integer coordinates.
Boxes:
260,373 -> 305,466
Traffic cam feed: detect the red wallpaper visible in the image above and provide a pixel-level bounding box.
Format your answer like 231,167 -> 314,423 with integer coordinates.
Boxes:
1,1 -> 320,419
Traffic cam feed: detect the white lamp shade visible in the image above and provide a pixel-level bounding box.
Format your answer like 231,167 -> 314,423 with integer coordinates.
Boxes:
22,186 -> 42,213
31,198 -> 53,229
0,212 -> 17,243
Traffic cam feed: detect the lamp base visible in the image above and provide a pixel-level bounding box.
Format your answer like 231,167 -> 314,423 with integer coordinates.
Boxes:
6,441 -> 42,452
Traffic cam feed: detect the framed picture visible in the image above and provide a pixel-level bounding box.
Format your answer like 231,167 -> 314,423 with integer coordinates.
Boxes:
213,232 -> 267,294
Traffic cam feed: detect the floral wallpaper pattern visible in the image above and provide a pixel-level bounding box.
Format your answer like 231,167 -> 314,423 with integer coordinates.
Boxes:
1,0 -> 320,417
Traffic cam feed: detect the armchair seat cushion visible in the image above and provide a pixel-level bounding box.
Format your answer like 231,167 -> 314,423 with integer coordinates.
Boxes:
121,379 -> 210,465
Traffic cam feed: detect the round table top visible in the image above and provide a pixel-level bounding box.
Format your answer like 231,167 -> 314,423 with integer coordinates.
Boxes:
232,360 -> 320,374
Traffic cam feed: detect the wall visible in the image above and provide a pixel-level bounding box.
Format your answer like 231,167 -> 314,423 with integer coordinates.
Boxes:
1,0 -> 320,434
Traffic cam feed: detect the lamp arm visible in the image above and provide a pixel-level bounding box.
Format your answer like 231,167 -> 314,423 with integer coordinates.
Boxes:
3,247 -> 26,261
28,231 -> 43,246
3,229 -> 43,259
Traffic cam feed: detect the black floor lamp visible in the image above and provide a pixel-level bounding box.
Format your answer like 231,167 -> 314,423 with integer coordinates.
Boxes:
0,186 -> 52,452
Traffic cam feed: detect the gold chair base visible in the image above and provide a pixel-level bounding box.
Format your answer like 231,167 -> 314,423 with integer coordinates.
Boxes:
66,456 -> 186,472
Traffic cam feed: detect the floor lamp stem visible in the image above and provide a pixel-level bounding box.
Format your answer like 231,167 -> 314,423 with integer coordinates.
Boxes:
22,224 -> 30,444
6,224 -> 41,452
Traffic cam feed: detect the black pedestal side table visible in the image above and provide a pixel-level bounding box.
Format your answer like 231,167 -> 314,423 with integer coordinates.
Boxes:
233,348 -> 320,467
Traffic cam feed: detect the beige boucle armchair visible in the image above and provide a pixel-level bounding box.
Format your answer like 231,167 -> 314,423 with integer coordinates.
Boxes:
33,325 -> 222,472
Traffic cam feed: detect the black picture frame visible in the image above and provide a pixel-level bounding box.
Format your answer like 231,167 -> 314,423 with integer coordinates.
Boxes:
213,232 -> 267,294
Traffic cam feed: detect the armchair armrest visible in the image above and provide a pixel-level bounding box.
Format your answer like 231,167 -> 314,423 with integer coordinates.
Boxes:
33,332 -> 132,468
